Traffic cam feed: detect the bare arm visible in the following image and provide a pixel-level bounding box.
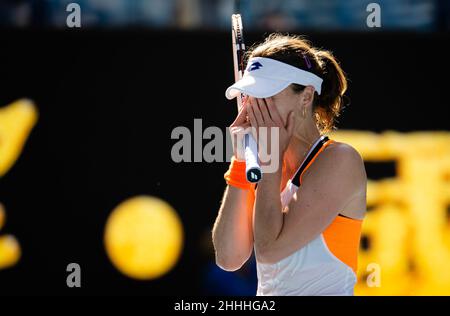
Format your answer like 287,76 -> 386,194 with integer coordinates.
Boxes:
212,185 -> 254,271
212,104 -> 255,271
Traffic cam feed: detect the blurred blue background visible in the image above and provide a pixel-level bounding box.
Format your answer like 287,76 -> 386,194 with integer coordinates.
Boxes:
1,0 -> 449,31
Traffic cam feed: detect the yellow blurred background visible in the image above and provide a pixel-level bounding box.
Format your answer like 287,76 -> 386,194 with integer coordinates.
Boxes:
331,130 -> 450,295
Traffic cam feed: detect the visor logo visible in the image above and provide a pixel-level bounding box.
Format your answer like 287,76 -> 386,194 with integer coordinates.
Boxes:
248,61 -> 263,72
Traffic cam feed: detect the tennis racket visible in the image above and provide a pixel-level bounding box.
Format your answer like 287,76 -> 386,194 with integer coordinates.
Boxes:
231,13 -> 262,183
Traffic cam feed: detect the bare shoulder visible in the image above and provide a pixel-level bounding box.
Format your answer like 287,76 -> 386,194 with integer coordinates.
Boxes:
325,141 -> 365,167
305,140 -> 367,188
300,140 -> 367,219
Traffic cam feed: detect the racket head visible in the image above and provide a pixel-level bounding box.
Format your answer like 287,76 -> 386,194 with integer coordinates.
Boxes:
231,14 -> 246,76
231,14 -> 246,110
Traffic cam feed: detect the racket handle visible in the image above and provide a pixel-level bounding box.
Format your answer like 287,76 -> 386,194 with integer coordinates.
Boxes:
244,134 -> 262,183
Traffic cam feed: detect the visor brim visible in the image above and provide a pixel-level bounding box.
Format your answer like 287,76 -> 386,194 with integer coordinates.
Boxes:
225,75 -> 291,100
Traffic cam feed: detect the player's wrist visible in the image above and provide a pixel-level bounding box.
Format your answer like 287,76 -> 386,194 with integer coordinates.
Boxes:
224,156 -> 251,190
234,150 -> 245,161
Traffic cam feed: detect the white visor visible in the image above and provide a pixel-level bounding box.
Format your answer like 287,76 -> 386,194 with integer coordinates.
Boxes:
225,57 -> 323,99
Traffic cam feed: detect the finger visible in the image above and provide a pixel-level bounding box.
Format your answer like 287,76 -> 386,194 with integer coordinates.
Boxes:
250,97 -> 265,125
230,104 -> 248,127
247,102 -> 258,128
247,102 -> 259,140
265,97 -> 283,126
230,121 -> 251,135
257,98 -> 272,124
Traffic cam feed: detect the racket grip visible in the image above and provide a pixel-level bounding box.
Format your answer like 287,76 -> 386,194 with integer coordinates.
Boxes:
244,134 -> 262,183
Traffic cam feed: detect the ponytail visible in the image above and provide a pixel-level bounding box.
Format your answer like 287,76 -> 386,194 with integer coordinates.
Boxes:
313,50 -> 347,133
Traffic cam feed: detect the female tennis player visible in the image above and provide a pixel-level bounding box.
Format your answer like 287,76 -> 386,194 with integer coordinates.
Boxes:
212,34 -> 367,296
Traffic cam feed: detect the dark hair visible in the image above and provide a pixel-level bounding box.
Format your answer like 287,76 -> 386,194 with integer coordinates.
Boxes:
248,33 -> 347,133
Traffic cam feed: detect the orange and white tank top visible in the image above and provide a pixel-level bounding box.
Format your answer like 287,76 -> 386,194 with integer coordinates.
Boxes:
250,138 -> 363,296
